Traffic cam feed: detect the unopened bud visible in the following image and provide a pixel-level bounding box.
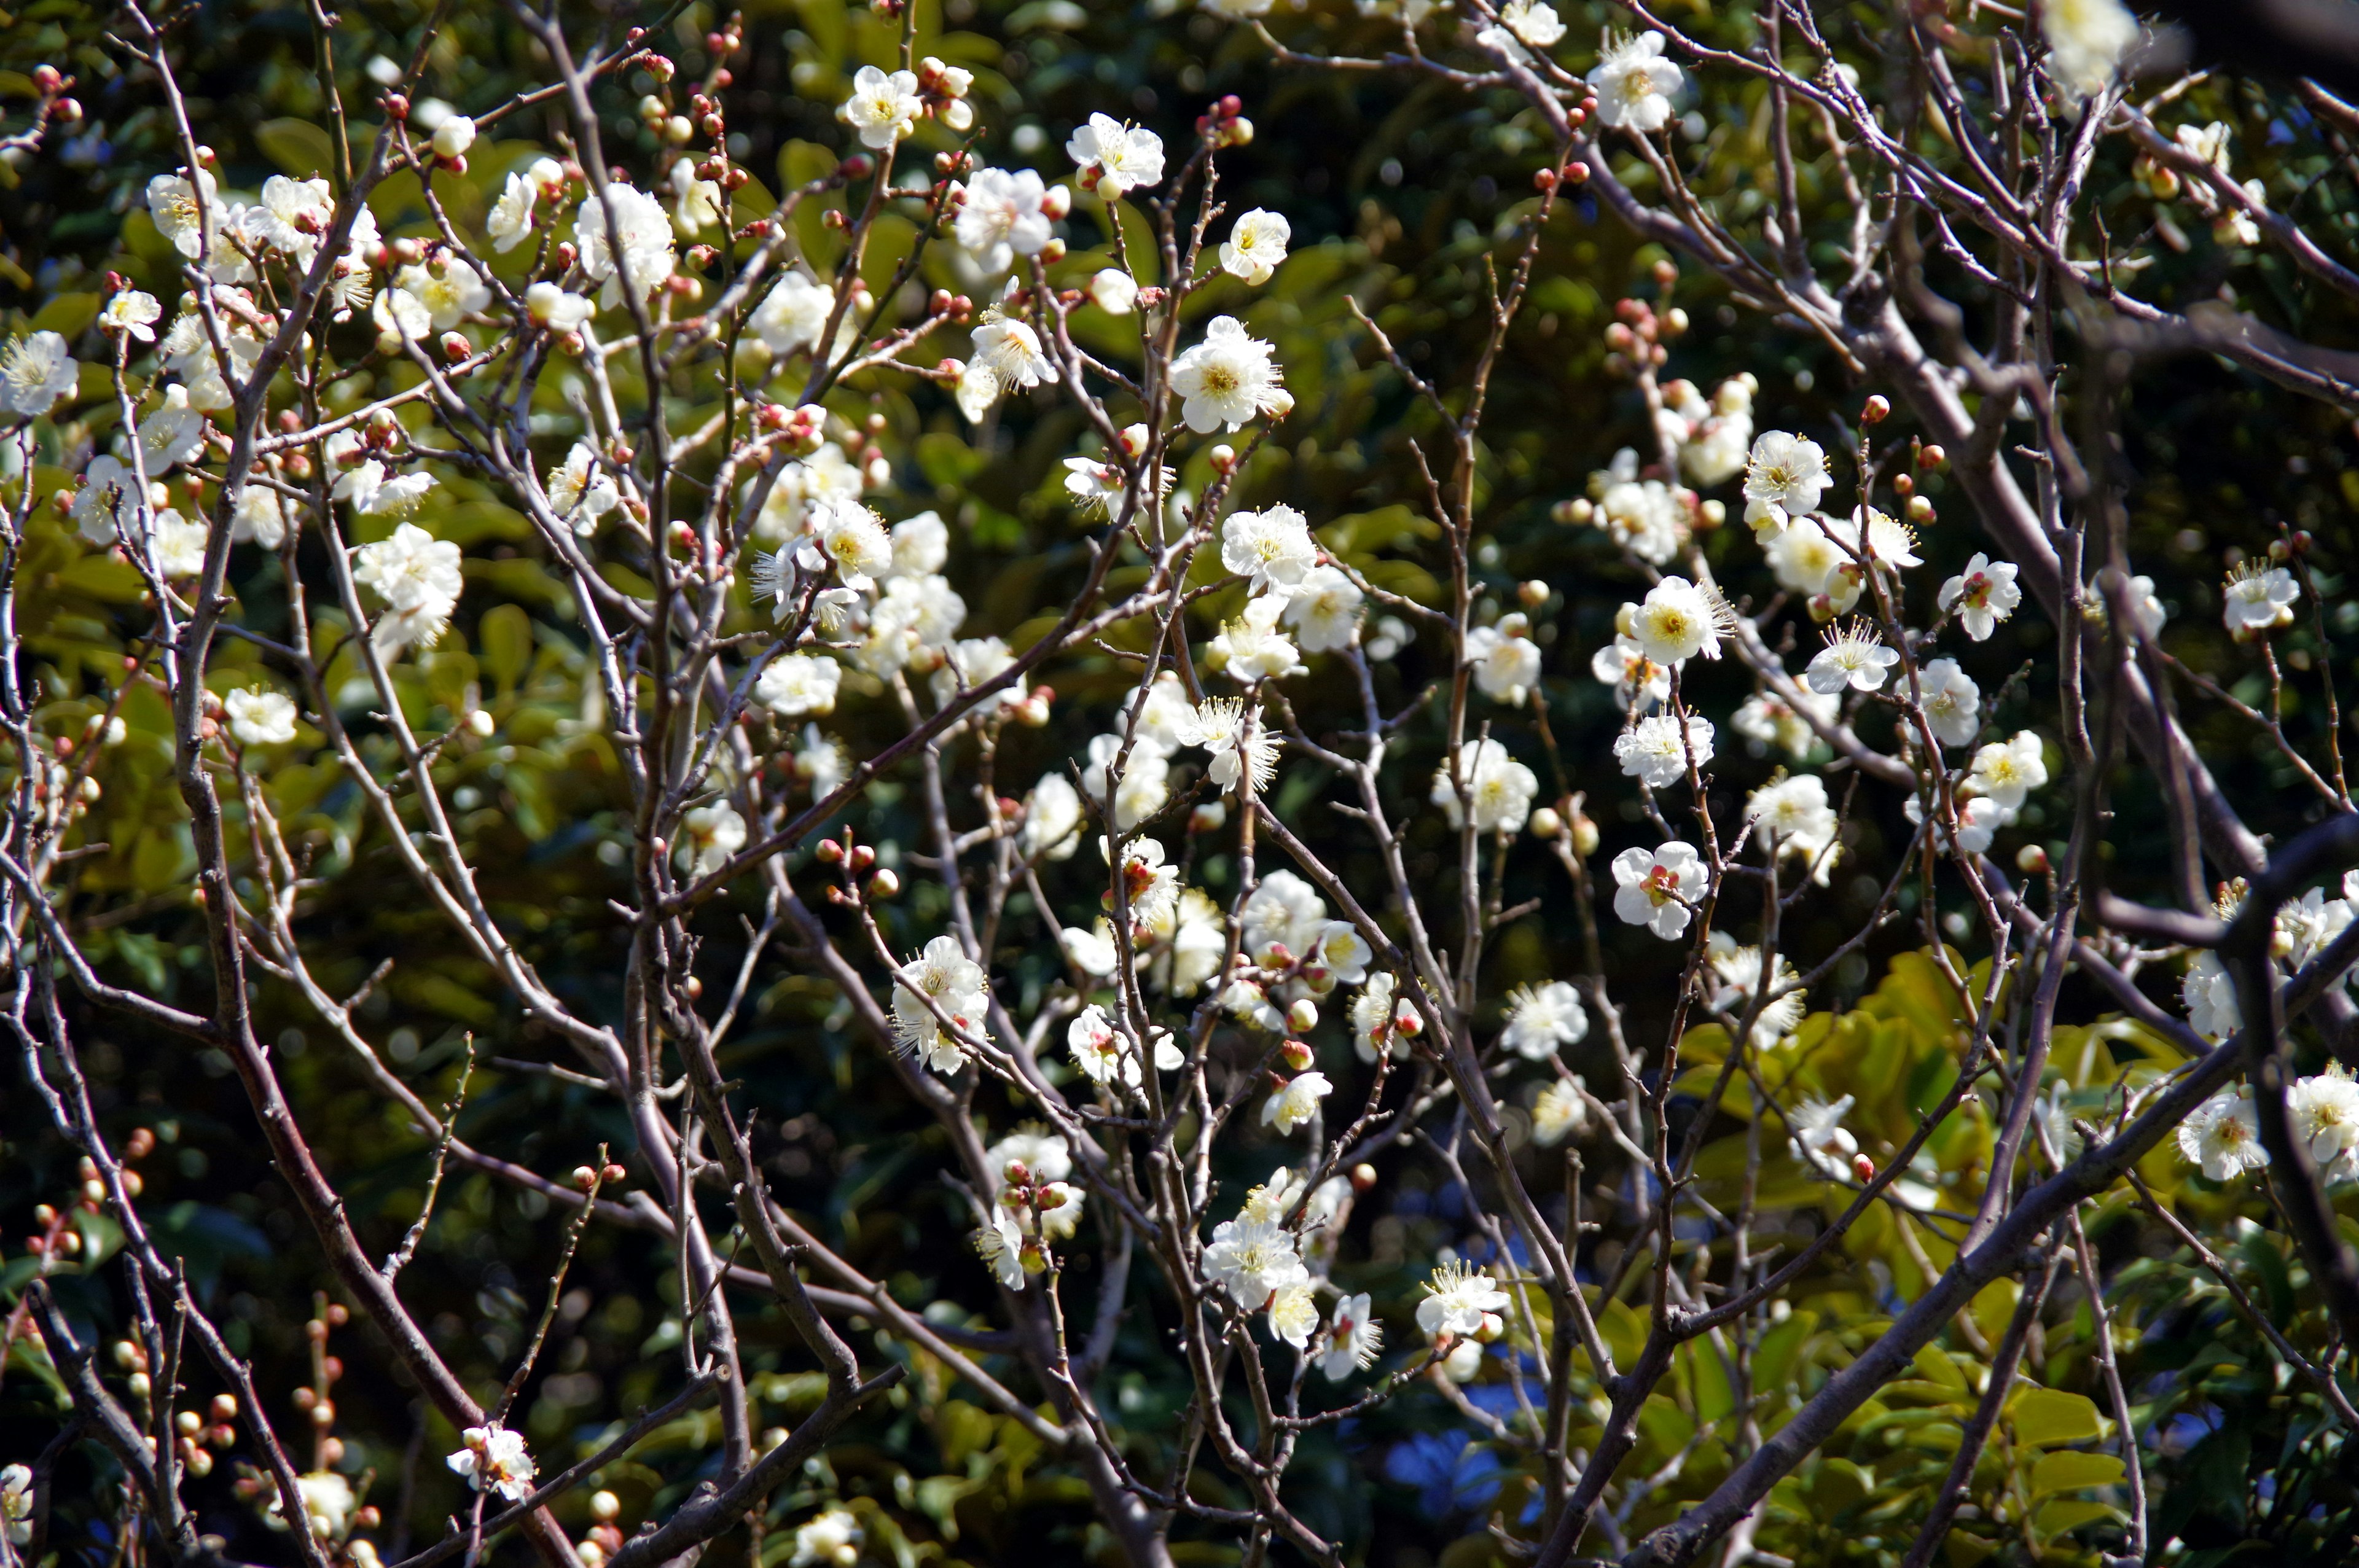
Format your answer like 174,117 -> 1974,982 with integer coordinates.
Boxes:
2016,844 -> 2049,875
870,867 -> 901,897
1528,806 -> 1562,840
1852,1153 -> 1876,1182
1906,494 -> 1935,524
573,1165 -> 598,1190
601,1163 -> 627,1184
1287,998 -> 1319,1032
1350,1162 -> 1377,1192
1861,394 -> 1890,424
1280,1039 -> 1315,1072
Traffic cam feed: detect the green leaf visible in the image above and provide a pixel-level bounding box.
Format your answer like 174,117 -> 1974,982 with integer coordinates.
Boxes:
32,291 -> 100,338
2030,1449 -> 2126,1499
256,118 -> 337,178
2008,1388 -> 2103,1448
478,604 -> 533,694
2031,1497 -> 2122,1542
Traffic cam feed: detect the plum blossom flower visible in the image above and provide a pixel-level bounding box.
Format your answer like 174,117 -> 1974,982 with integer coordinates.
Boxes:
1202,1215 -> 1305,1308
2289,1068 -> 2359,1175
1968,731 -> 2048,810
395,257 -> 491,331
354,521 -> 463,655
1587,31 -> 1682,132
1786,1095 -> 1858,1179
2223,560 -> 2298,636
1069,1003 -> 1140,1088
1221,504 -> 1318,595
447,1426 -> 534,1502
1430,738 -> 1538,834
1089,268 -> 1138,313
1805,620 -> 1899,694
1938,553 -> 2022,641
1904,792 -> 2005,856
1707,934 -> 1807,1046
1066,114 -> 1165,197
1501,981 -> 1587,1060
525,281 -> 592,332
2127,574 -> 2167,637
752,271 -> 844,359
894,934 -> 991,1072
1731,686 -> 1836,759
2178,1088 -> 2269,1180
1282,564 -> 1364,652
789,1507 -> 864,1567
2043,0 -> 2139,107
1,1465 -> 26,1547
1267,1281 -> 1320,1346
1533,1078 -> 1589,1145
1747,773 -> 1840,883
1022,773 -> 1086,862
225,688 -> 299,747
1416,1260 -> 1509,1339
1500,0 -> 1565,48
139,384 -> 209,472
756,653 -> 842,719
1466,620 -> 1541,705
574,183 -> 676,305
1219,209 -> 1291,285
1742,431 -> 1828,534
2182,950 -> 2240,1041
1207,596 -> 1306,682
146,170 -> 219,259
1171,317 -> 1288,433
1594,635 -> 1672,711
970,312 -> 1053,391
489,171 -> 539,251
1320,1292 -> 1383,1379
1630,576 -> 1727,665
1,332 -> 78,418
1916,658 -> 1982,747
547,442 -> 620,532
1263,1071 -> 1331,1134
1180,696 -> 1278,795
954,167 -> 1054,272
842,65 -> 922,149
101,290 -> 162,341
1613,712 -> 1713,789
1611,840 -> 1705,938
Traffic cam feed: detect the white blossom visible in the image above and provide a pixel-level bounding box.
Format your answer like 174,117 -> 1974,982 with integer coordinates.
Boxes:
1468,620 -> 1542,706
1207,595 -> 1306,682
1430,738 -> 1539,834
1532,1078 -> 1589,1145
1022,773 -> 1086,862
955,167 -> 1054,272
680,802 -> 746,875
225,688 -> 299,747
1938,553 -> 2022,641
1968,731 -> 2048,810
1611,840 -> 1705,939
894,934 -> 991,1071
1741,430 -> 1828,534
1281,564 -> 1364,652
1613,712 -> 1713,789
842,64 -> 922,149
1262,1071 -> 1331,1134
1171,316 -> 1288,434
1202,1215 -> 1305,1308
0,332 -> 78,418
1320,1292 -> 1383,1378
2222,561 -> 2298,635
447,1426 -> 534,1502
2177,1088 -> 2269,1181
1066,114 -> 1165,197
1587,31 -> 1683,133
1916,658 -> 1982,748
1630,575 -> 1726,665
1415,1260 -> 1509,1339
1747,773 -> 1840,883
755,653 -> 842,718
1221,504 -> 1319,596
1805,620 -> 1899,694
1501,981 -> 1587,1059
789,1508 -> 864,1568
1219,209 -> 1291,285
101,290 -> 163,341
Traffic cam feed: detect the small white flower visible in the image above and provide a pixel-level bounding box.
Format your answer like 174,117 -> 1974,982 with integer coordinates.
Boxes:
0,331 -> 79,418
431,114 -> 477,160
755,653 -> 842,718
1068,1002 -> 1140,1088
1501,981 -> 1587,1060
1630,575 -> 1726,666
525,281 -> 592,332
489,171 -> 539,251
1180,695 -> 1279,795
1532,1077 -> 1589,1145
1320,1292 -> 1383,1379
1592,635 -> 1672,710
1707,935 -> 1807,1046
1267,1281 -> 1320,1347
812,496 -> 894,591
101,290 -> 163,342
1731,686 -> 1837,759
573,183 -> 677,305
681,802 -> 747,875
547,442 -> 620,531
2177,1088 -> 2269,1182
1282,564 -> 1364,653
139,384 -> 210,472
1968,731 -> 2048,811
353,523 -> 463,655
2182,950 -> 2241,1042
2,1464 -> 33,1547
789,1507 -> 864,1568
1786,1094 -> 1858,1178
954,166 -> 1054,273
1587,31 -> 1683,133
1916,658 -> 1982,748
1904,792 -> 2005,856
969,312 -> 1052,391
1613,712 -> 1713,789
394,257 -> 492,332
1805,619 -> 1899,695
752,270 -> 845,359
1416,1260 -> 1509,1339
1467,620 -> 1542,706
2127,574 -> 2167,638
1089,268 -> 1138,314
2223,560 -> 2299,636
1747,773 -> 1840,883
1201,1215 -> 1307,1308
1207,595 -> 1306,683
1066,114 -> 1165,198
1262,1071 -> 1332,1134
225,688 -> 299,747
1170,316 -> 1288,434
670,157 -> 723,233
842,64 -> 922,149
1938,553 -> 2022,641
233,485 -> 289,550
1022,773 -> 1086,862
1741,430 -> 1828,533
146,170 -> 219,259
1221,504 -> 1318,595
2043,0 -> 2139,107
2289,1069 -> 2359,1174
447,1426 -> 535,1502
1429,737 -> 1538,834
1611,840 -> 1706,939
1219,209 -> 1291,285
1500,0 -> 1565,48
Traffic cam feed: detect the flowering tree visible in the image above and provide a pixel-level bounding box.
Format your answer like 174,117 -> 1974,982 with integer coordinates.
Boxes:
4,0 -> 2359,1564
